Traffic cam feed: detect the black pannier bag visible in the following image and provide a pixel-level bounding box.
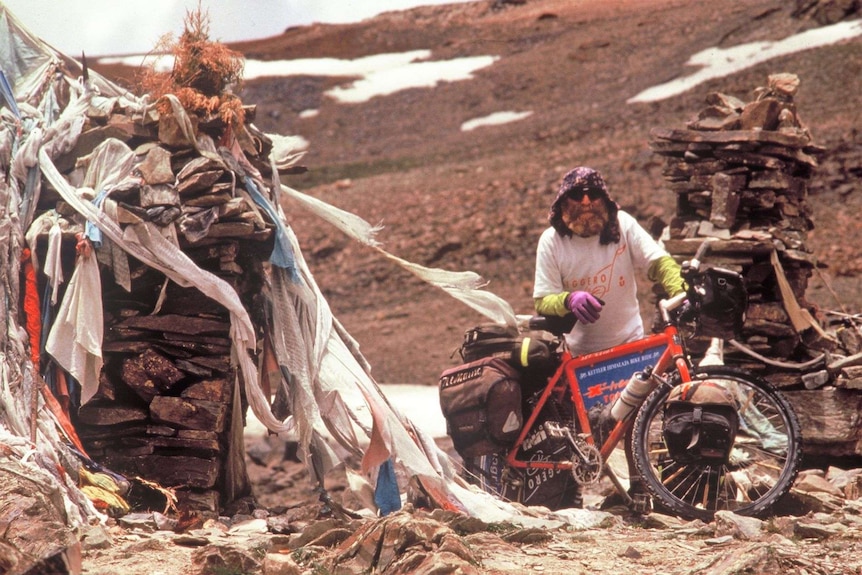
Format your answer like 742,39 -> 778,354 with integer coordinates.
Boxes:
459,323 -> 519,363
459,323 -> 554,372
512,391 -> 582,510
439,357 -> 523,458
461,391 -> 582,511
662,381 -> 739,465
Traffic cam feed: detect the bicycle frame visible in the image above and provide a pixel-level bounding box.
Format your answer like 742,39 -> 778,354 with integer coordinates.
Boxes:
504,293 -> 694,473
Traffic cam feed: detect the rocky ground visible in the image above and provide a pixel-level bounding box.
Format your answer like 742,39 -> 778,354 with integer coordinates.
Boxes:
78,431 -> 862,575
75,0 -> 862,573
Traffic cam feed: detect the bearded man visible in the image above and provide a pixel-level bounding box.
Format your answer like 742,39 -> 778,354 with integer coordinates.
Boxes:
532,166 -> 686,510
533,166 -> 684,355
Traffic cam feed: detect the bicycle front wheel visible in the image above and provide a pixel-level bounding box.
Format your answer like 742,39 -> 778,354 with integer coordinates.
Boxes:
631,366 -> 802,521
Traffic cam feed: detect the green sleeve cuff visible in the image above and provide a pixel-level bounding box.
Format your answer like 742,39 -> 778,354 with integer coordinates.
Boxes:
648,255 -> 685,297
535,292 -> 570,316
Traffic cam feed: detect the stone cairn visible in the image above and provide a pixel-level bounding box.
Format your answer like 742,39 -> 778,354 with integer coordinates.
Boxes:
38,97 -> 282,512
649,73 -> 862,460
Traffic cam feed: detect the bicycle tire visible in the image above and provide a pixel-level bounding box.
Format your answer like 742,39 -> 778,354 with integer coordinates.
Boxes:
631,366 -> 802,521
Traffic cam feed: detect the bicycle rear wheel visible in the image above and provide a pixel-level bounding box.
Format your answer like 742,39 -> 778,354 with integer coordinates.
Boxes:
631,366 -> 802,521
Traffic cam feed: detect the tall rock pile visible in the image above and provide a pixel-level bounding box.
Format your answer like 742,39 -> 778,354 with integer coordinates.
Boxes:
650,73 -> 862,460
652,74 -> 825,374
30,94 -> 284,512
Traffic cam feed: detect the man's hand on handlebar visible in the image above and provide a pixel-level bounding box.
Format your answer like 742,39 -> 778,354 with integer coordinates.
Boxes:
680,238 -> 716,284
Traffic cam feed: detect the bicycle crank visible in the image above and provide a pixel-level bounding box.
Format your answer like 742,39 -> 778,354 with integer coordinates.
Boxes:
542,421 -> 604,485
570,438 -> 603,485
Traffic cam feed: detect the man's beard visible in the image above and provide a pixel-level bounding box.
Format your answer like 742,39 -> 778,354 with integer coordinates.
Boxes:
564,204 -> 609,237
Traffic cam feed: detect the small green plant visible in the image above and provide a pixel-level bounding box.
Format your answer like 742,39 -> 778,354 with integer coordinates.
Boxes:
291,548 -> 312,563
249,543 -> 269,560
484,521 -> 516,534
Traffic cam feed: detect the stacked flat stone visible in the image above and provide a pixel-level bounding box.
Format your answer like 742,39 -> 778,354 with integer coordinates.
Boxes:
650,73 -> 830,379
36,95 -> 286,512
649,74 -> 862,460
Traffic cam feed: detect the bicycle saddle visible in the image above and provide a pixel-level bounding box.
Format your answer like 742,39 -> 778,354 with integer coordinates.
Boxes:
527,314 -> 577,336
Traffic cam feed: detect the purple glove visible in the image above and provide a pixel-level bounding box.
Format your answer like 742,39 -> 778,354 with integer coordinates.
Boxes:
566,291 -> 603,324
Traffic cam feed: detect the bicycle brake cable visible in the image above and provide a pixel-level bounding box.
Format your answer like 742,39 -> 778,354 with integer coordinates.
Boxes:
727,338 -> 828,371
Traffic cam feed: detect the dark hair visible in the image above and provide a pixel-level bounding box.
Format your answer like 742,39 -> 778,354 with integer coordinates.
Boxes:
549,167 -> 621,244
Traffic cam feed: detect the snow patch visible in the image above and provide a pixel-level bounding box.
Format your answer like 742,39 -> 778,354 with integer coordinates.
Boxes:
629,19 -> 862,103
461,110 -> 533,131
99,50 -> 498,105
323,54 -> 498,103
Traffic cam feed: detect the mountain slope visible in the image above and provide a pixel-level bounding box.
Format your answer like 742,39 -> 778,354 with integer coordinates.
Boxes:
100,0 -> 862,384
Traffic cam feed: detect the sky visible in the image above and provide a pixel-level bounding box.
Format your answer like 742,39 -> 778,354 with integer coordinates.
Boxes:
0,0 -> 476,57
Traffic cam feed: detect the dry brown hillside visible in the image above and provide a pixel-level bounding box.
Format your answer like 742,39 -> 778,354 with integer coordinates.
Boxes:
68,2 -> 862,574
100,0 -> 862,388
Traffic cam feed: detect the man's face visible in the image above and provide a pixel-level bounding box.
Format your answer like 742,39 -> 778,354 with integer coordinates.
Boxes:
560,192 -> 609,237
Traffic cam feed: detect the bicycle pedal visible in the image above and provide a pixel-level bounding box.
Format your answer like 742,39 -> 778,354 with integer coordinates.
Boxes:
542,421 -> 567,437
629,493 -> 652,515
501,472 -> 522,487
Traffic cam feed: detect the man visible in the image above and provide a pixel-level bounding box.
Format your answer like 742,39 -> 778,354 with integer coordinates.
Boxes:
534,166 -> 684,354
532,166 -> 684,509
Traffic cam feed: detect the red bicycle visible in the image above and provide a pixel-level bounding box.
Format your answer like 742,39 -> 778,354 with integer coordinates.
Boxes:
448,241 -> 802,520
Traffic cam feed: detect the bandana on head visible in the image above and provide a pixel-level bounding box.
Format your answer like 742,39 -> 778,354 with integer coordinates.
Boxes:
559,167 -> 608,200
549,167 -> 620,244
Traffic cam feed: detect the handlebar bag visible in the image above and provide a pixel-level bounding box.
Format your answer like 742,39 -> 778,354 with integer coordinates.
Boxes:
662,381 -> 739,465
439,357 -> 523,458
693,267 -> 748,339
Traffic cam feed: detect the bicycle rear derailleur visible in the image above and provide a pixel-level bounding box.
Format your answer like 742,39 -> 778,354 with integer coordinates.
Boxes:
542,421 -> 603,485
